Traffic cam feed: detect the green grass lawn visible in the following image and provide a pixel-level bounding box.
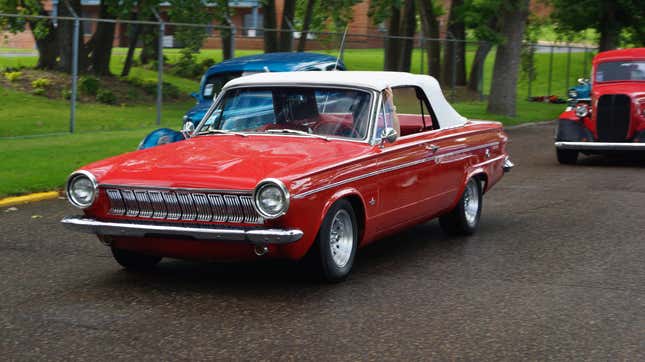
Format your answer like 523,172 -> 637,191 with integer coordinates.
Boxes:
0,47 -> 574,197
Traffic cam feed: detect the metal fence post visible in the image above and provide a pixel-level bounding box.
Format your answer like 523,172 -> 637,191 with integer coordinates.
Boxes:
547,45 -> 554,96
565,45 -> 571,95
527,45 -> 533,99
419,38 -> 424,74
152,9 -> 163,126
64,1 -> 80,133
451,38 -> 457,102
70,18 -> 79,133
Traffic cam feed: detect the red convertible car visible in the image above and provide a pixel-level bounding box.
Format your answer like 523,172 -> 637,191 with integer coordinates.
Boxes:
62,71 -> 512,282
555,48 -> 645,164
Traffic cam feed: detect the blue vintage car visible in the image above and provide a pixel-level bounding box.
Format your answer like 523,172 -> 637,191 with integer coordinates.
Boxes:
139,52 -> 346,149
566,78 -> 591,105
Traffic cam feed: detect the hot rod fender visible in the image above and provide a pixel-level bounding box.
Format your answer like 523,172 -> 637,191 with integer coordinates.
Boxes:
555,119 -> 595,142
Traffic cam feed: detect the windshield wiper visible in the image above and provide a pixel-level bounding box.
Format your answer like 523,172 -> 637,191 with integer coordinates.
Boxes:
265,128 -> 330,141
199,129 -> 248,137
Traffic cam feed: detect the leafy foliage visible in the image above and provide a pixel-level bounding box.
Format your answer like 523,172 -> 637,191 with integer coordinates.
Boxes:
4,71 -> 22,82
31,77 -> 52,89
295,0 -> 362,33
96,89 -> 117,105
80,76 -> 100,96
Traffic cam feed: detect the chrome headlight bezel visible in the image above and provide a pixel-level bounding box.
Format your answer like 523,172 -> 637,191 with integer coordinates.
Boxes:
66,170 -> 98,209
252,178 -> 290,219
575,103 -> 589,118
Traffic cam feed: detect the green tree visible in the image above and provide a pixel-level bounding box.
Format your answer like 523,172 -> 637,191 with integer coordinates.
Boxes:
550,0 -> 645,51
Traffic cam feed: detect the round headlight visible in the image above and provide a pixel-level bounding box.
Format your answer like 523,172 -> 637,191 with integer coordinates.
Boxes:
568,90 -> 578,99
66,171 -> 97,209
575,103 -> 589,118
253,179 -> 289,219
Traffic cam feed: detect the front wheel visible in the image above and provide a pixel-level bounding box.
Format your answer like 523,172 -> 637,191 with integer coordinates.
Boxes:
111,247 -> 162,271
439,178 -> 482,236
556,148 -> 578,164
309,199 -> 358,283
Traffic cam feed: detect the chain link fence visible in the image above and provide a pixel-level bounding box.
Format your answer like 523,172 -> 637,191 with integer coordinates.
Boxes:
0,12 -> 597,138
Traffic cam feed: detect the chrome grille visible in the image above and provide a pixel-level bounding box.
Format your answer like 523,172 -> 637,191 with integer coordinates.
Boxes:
105,187 -> 263,224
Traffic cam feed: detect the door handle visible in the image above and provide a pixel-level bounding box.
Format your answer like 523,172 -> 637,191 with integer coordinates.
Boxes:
425,144 -> 439,152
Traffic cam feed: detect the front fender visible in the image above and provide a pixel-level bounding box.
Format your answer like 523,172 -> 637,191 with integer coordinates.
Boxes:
137,128 -> 185,150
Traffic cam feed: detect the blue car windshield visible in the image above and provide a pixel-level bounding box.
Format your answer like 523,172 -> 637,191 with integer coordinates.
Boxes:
196,87 -> 372,140
596,61 -> 645,82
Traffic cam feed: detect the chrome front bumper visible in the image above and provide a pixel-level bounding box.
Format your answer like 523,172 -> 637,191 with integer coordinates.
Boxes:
555,141 -> 645,151
61,216 -> 303,245
503,156 -> 514,172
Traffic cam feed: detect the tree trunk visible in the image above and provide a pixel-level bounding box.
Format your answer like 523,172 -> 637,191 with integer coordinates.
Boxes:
487,0 -> 530,116
140,15 -> 160,65
278,0 -> 296,52
221,2 -> 233,60
384,3 -> 401,71
417,0 -> 441,79
397,0 -> 416,72
121,18 -> 142,77
598,2 -> 618,51
297,0 -> 316,52
86,3 -> 115,76
57,0 -> 86,74
467,42 -> 492,92
443,0 -> 466,85
263,0 -> 278,53
27,14 -> 58,70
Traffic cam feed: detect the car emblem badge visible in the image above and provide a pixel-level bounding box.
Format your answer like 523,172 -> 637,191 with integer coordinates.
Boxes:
485,148 -> 491,158
369,197 -> 376,206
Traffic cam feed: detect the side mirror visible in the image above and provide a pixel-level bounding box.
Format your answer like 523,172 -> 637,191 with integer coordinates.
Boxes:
380,127 -> 398,144
182,121 -> 195,138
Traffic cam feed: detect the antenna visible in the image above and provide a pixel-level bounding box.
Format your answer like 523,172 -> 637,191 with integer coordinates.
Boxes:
334,26 -> 349,71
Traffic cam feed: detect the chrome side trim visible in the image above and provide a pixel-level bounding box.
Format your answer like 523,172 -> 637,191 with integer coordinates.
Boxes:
292,141 -> 500,199
99,184 -> 252,195
61,216 -> 303,245
555,141 -> 645,151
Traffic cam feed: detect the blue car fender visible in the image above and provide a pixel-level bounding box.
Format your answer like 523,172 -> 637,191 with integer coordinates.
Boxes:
137,128 -> 185,150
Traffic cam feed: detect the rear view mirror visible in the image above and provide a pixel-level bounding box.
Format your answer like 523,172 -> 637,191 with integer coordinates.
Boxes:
182,121 -> 195,138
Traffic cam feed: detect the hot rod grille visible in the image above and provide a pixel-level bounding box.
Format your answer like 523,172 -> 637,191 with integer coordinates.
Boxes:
597,94 -> 631,142
105,188 -> 263,224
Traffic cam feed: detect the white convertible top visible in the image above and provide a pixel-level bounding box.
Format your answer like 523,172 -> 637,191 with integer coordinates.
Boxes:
224,71 -> 467,128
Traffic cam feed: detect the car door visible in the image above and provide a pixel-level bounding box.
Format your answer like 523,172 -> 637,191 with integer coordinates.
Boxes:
372,87 -> 447,233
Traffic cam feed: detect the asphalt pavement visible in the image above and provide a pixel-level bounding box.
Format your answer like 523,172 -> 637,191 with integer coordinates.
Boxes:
1,122 -> 643,360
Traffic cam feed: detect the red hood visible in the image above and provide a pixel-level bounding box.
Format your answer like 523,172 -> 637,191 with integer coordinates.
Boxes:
81,135 -> 373,191
592,82 -> 645,99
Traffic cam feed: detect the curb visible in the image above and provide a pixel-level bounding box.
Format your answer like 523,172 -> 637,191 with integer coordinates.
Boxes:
0,191 -> 61,208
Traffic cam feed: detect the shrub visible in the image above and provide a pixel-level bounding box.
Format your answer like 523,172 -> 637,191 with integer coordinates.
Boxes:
126,77 -> 180,99
96,89 -> 117,105
4,71 -> 23,82
31,78 -> 52,89
172,51 -> 202,78
32,88 -> 46,96
61,89 -> 79,101
200,58 -> 215,69
80,76 -> 100,96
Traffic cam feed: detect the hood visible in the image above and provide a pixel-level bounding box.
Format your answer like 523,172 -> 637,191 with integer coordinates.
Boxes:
592,82 -> 645,99
82,135 -> 373,191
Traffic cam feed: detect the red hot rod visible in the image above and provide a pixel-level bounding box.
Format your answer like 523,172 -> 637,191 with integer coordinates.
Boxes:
555,48 -> 645,164
62,71 -> 512,282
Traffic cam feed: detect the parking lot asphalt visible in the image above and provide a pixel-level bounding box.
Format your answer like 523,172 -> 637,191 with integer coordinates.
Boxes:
1,122 -> 644,360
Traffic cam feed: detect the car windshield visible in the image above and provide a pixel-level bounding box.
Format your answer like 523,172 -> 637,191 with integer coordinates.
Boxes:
203,72 -> 243,98
196,87 -> 373,140
595,61 -> 645,82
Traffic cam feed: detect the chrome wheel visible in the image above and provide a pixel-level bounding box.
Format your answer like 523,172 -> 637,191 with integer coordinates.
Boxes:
463,180 -> 480,227
329,209 -> 354,268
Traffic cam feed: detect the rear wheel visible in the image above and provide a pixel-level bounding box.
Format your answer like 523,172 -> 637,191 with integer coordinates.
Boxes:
309,199 -> 358,283
556,148 -> 578,164
111,247 -> 161,271
439,178 -> 482,236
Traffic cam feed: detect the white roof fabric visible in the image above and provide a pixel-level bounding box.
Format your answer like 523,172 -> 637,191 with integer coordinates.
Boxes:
224,71 -> 467,128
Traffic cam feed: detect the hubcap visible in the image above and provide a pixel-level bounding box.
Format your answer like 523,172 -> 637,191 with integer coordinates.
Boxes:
329,209 -> 354,268
463,180 -> 480,227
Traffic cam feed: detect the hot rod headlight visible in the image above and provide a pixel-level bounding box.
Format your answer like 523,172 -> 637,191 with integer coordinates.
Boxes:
66,171 -> 97,209
253,179 -> 289,219
575,103 -> 589,118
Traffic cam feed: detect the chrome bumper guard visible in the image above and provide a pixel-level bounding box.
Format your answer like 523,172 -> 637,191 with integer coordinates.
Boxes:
61,216 -> 303,245
503,156 -> 514,172
555,141 -> 645,151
